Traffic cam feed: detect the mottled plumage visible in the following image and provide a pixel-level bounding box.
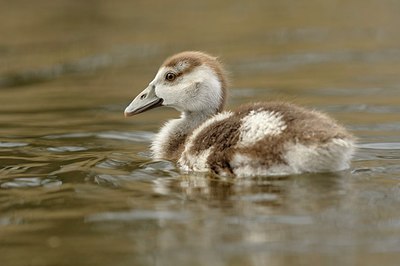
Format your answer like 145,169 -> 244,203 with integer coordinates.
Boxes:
124,51 -> 354,177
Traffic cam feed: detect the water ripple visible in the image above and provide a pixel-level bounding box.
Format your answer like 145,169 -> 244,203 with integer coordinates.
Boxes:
351,123 -> 400,132
232,193 -> 279,202
226,215 -> 314,225
359,142 -> 400,150
96,131 -> 154,142
85,210 -> 189,222
322,104 -> 400,114
1,177 -> 62,189
0,142 -> 28,148
43,131 -> 154,143
354,142 -> 400,161
47,146 -> 88,152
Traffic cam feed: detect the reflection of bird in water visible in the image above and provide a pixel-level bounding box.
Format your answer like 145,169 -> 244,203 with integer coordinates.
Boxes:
125,51 -> 354,177
152,173 -> 286,206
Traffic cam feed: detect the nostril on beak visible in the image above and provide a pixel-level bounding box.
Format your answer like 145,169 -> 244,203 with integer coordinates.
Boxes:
140,93 -> 147,100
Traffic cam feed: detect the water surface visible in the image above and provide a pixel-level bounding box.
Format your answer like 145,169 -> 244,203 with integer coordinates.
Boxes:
1,1 -> 400,265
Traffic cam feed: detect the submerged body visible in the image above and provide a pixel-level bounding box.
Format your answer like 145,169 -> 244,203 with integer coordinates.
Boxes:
124,51 -> 354,177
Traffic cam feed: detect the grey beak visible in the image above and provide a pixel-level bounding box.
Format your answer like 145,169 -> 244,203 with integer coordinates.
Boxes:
124,86 -> 163,117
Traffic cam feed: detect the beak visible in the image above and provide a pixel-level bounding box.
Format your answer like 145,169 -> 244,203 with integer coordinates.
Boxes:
124,86 -> 164,117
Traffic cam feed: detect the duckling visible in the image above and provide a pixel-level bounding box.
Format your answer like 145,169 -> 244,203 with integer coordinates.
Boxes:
124,51 -> 354,177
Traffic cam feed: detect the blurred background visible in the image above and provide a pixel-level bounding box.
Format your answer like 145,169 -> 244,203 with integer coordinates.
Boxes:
1,1 -> 400,266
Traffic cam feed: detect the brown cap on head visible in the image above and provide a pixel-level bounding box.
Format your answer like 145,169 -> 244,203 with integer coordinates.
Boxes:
162,51 -> 228,112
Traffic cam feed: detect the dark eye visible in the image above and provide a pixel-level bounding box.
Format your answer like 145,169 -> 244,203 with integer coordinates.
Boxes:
165,72 -> 176,81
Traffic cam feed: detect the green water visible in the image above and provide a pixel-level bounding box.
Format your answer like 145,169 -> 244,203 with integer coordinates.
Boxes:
1,1 -> 400,265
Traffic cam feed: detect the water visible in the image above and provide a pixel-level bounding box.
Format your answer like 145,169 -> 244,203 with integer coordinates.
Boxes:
1,1 -> 400,265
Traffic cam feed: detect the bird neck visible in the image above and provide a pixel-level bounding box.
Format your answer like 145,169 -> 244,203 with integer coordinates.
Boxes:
182,109 -> 217,127
174,110 -> 218,147
151,109 -> 219,161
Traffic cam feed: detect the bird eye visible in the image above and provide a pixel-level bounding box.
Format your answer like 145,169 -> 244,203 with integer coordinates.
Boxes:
165,72 -> 176,81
